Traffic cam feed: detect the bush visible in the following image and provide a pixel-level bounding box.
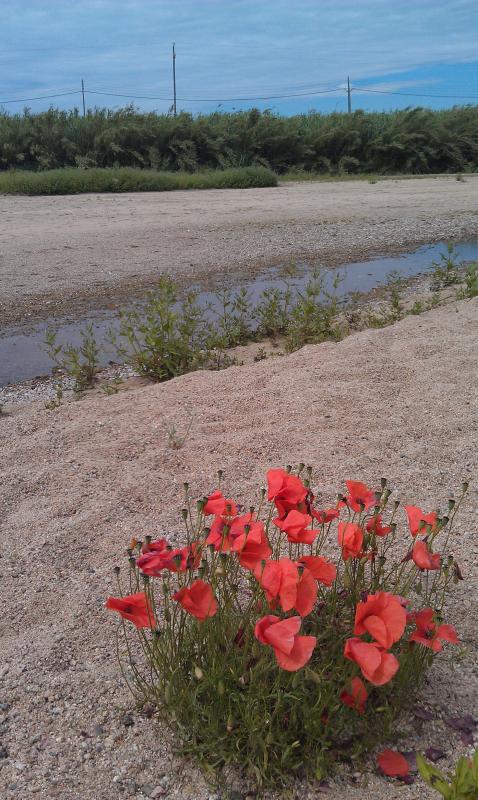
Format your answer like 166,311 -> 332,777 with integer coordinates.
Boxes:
107,468 -> 467,788
0,166 -> 277,195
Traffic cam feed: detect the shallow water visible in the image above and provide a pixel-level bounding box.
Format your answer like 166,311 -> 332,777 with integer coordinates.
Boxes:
1,240 -> 477,387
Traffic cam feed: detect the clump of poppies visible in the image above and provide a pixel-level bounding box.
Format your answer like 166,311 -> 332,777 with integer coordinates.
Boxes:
107,469 -> 467,786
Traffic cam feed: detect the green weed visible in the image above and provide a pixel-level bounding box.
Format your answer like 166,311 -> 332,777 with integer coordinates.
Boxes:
0,166 -> 277,195
44,326 -> 99,392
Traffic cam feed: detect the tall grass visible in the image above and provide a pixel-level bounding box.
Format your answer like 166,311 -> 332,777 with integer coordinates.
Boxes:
0,166 -> 277,195
0,106 -> 477,175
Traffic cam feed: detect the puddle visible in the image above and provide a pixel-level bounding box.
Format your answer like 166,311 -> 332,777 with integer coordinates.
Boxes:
1,240 -> 477,387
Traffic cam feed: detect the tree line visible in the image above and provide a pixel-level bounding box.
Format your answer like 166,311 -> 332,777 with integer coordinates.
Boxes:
0,104 -> 477,174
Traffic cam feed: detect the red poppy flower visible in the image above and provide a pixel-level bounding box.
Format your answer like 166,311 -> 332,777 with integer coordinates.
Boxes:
340,676 -> 368,713
366,515 -> 392,537
312,508 -> 340,524
267,468 -> 308,519
203,490 -> 238,519
141,537 -> 168,554
231,519 -> 272,571
273,510 -> 316,544
344,638 -> 399,685
354,592 -> 407,649
206,511 -> 255,552
259,558 -> 318,617
173,580 -> 218,621
106,592 -> 155,629
295,567 -> 318,617
254,615 -> 316,671
137,543 -> 200,575
412,541 -> 441,571
345,480 -> 377,513
297,555 -> 337,586
404,505 -> 438,536
377,749 -> 410,778
338,522 -> 364,560
409,608 -> 458,652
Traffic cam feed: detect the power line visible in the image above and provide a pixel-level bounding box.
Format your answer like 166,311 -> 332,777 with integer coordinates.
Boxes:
0,89 -> 80,104
1,83 -> 478,107
353,87 -> 478,99
85,86 -> 342,102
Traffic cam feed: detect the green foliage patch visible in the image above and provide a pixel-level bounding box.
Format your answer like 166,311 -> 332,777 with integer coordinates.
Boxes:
0,165 -> 277,195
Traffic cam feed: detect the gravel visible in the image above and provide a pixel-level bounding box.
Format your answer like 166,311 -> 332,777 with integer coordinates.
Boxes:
0,296 -> 477,799
1,175 -> 478,328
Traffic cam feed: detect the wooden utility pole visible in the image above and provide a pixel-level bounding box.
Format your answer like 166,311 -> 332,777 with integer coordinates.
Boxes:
347,76 -> 352,114
172,43 -> 177,116
81,79 -> 86,117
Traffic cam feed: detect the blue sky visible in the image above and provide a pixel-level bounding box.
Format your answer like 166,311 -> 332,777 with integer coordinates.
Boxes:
1,0 -> 477,115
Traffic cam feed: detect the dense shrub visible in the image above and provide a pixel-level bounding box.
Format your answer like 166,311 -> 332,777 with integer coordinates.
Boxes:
0,105 -> 477,175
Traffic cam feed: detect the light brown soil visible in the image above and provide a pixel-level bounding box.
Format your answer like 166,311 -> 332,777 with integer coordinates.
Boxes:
1,175 -> 478,327
0,298 -> 477,800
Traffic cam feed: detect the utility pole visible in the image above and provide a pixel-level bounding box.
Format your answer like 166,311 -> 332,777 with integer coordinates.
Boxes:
81,79 -> 86,117
172,43 -> 177,116
347,76 -> 352,114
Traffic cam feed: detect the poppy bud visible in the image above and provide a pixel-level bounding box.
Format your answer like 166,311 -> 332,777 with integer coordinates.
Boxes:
462,481 -> 469,493
298,463 -> 305,473
217,469 -> 224,480
217,680 -> 225,696
453,562 -> 464,580
194,666 -> 204,680
181,508 -> 188,520
447,498 -> 455,511
260,487 -> 266,498
197,499 -> 205,514
393,500 -> 400,510
226,716 -> 233,732
286,465 -> 292,473
172,554 -> 183,568
129,556 -> 136,567
441,516 -> 449,526
183,482 -> 189,493
113,566 -> 120,574
383,489 -> 391,502
249,506 -> 255,515
306,465 -> 313,477
380,478 -> 387,489
145,535 -> 152,545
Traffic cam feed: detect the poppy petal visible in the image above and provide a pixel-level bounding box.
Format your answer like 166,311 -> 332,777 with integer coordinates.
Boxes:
377,749 -> 410,778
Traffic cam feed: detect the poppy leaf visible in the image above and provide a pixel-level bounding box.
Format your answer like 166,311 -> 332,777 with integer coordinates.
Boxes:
424,747 -> 446,762
413,705 -> 434,721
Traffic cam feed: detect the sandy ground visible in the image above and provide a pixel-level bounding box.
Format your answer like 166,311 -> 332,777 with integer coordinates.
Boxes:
1,175 -> 478,327
0,297 -> 477,800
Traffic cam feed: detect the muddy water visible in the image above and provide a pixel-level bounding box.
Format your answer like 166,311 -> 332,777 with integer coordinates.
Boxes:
1,240 -> 477,387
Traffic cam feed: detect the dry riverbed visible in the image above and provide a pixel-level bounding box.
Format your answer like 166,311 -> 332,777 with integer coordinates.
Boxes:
1,175 -> 478,328
0,297 -> 477,800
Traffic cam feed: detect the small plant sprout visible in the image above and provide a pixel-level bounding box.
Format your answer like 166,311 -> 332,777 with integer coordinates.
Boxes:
44,381 -> 64,410
101,375 -> 123,396
165,417 -> 194,450
431,243 -> 461,290
44,325 -> 99,393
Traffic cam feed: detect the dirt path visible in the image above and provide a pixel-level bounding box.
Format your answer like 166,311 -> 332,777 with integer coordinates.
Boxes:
1,175 -> 478,327
0,298 -> 476,799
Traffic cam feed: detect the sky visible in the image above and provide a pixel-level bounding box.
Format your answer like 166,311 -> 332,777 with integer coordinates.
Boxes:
1,0 -> 478,116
